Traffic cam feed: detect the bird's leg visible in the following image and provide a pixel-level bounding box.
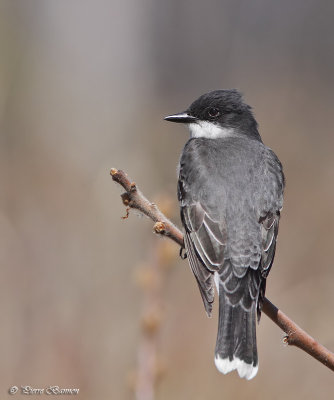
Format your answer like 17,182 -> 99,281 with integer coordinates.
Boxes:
179,246 -> 187,259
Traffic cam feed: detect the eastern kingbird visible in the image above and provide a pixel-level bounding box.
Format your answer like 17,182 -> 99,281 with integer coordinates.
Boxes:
165,90 -> 284,380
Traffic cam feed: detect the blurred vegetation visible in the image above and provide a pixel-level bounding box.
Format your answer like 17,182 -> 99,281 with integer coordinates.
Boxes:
1,1 -> 334,399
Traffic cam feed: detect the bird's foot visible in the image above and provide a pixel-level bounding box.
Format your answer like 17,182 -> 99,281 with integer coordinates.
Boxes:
179,247 -> 187,259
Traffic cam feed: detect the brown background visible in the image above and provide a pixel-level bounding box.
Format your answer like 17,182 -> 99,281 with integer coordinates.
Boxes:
1,1 -> 334,399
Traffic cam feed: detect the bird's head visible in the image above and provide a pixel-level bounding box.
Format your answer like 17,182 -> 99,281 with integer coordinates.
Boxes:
165,89 -> 261,141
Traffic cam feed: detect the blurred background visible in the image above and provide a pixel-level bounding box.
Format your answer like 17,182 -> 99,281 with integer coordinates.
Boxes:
1,0 -> 334,399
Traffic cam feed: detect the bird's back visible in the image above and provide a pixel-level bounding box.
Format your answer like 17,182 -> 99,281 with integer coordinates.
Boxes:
179,136 -> 283,265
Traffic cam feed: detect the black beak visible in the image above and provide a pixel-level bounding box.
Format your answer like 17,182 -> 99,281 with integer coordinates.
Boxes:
164,112 -> 197,123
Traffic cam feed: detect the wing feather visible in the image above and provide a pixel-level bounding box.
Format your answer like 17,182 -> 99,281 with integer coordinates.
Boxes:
181,202 -> 227,315
257,211 -> 280,320
184,233 -> 214,316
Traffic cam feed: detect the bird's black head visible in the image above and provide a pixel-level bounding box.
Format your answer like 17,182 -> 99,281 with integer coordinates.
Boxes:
165,89 -> 261,141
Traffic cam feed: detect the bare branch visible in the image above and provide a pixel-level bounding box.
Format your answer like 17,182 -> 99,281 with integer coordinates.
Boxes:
111,168 -> 334,373
263,298 -> 334,372
110,168 -> 184,246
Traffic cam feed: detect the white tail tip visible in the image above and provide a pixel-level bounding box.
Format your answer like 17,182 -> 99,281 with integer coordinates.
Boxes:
215,355 -> 258,380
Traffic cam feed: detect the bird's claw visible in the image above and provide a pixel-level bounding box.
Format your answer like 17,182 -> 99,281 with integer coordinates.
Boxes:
179,247 -> 187,259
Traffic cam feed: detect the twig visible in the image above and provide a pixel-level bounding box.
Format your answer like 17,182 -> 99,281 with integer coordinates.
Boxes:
263,298 -> 334,371
111,168 -> 334,373
110,168 -> 183,246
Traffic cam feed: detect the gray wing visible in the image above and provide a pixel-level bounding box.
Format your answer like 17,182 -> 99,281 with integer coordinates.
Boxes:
256,210 -> 280,320
256,148 -> 285,319
179,182 -> 227,317
218,146 -> 284,320
215,209 -> 280,321
260,211 -> 280,276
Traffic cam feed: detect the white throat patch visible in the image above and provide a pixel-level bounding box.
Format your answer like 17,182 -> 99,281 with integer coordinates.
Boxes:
189,121 -> 234,139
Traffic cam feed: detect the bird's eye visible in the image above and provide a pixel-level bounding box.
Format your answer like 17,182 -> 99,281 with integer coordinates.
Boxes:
208,107 -> 220,118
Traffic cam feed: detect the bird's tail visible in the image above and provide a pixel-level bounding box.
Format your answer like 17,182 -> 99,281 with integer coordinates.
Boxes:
214,269 -> 259,380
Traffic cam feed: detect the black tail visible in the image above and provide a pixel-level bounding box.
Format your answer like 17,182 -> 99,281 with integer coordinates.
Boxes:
214,264 -> 260,380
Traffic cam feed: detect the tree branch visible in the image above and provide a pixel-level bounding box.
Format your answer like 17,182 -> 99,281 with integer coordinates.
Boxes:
110,168 -> 334,373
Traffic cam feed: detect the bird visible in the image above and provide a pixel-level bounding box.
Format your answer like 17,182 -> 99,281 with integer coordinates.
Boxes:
164,89 -> 285,380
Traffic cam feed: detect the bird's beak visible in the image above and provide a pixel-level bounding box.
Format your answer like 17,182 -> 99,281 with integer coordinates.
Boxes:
164,112 -> 197,123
